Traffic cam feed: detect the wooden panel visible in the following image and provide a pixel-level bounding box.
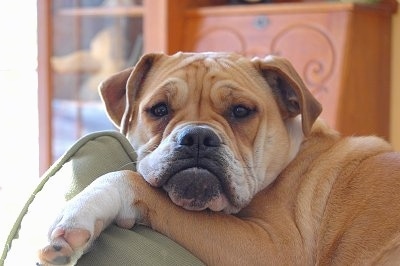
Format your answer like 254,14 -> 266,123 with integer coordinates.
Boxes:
337,8 -> 392,138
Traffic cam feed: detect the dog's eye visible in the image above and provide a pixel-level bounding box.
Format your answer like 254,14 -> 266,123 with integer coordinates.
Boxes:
232,105 -> 252,119
150,103 -> 169,117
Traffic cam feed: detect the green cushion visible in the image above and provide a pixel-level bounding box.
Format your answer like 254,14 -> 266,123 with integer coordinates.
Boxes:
1,131 -> 204,265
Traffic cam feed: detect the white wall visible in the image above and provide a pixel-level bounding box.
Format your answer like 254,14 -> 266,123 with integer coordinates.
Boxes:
0,1 -> 39,246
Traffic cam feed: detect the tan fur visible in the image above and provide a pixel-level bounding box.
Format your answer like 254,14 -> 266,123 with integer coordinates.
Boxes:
38,52 -> 400,266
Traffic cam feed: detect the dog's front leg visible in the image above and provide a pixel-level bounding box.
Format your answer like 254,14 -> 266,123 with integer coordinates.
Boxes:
37,170 -> 139,266
132,177 -> 295,265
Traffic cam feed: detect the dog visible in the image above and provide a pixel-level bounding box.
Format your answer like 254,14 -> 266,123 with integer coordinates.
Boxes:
38,52 -> 400,265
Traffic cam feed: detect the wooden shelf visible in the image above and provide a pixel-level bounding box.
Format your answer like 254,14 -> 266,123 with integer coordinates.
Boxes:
58,1 -> 397,18
186,1 -> 397,16
58,6 -> 144,17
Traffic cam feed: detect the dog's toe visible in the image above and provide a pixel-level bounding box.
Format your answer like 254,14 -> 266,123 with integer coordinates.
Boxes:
38,239 -> 73,265
38,228 -> 91,265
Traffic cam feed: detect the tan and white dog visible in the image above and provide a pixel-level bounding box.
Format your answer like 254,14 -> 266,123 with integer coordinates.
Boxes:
38,52 -> 400,265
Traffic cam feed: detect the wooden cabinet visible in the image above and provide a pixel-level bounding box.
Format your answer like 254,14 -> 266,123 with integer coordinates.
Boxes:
38,0 -> 397,173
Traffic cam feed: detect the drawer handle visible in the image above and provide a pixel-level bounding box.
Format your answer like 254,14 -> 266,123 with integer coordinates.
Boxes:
253,16 -> 269,30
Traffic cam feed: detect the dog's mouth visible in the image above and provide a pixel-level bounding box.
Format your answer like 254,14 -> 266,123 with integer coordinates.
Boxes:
162,167 -> 229,211
138,124 -> 236,212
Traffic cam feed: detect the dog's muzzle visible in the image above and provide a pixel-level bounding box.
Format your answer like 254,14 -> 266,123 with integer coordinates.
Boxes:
160,125 -> 230,211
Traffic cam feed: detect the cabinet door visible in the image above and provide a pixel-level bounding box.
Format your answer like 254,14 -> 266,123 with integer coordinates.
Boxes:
183,11 -> 350,129
49,1 -> 143,161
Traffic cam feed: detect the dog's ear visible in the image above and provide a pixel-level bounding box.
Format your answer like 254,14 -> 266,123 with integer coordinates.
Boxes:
99,53 -> 162,134
252,55 -> 322,136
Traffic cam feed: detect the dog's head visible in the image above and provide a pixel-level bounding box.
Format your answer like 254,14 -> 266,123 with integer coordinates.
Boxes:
99,52 -> 322,213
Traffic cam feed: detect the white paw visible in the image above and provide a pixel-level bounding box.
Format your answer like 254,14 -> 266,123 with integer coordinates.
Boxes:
37,171 -> 139,265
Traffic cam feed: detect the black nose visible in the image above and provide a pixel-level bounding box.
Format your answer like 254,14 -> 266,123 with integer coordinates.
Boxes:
178,126 -> 221,149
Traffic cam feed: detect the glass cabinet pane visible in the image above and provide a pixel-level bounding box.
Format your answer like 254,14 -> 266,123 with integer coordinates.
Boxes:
51,0 -> 143,160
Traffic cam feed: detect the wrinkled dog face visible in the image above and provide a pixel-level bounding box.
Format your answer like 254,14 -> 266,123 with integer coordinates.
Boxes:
100,52 -> 321,214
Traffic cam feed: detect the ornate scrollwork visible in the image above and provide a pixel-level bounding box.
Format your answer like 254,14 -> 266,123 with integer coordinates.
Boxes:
270,24 -> 336,97
188,22 -> 335,99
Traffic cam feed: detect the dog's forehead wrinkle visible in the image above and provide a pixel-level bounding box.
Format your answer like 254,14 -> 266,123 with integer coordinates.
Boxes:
152,60 -> 260,118
162,53 -> 226,78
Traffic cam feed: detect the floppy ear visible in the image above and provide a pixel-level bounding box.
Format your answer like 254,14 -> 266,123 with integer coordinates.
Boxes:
252,55 -> 322,136
99,53 -> 162,135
